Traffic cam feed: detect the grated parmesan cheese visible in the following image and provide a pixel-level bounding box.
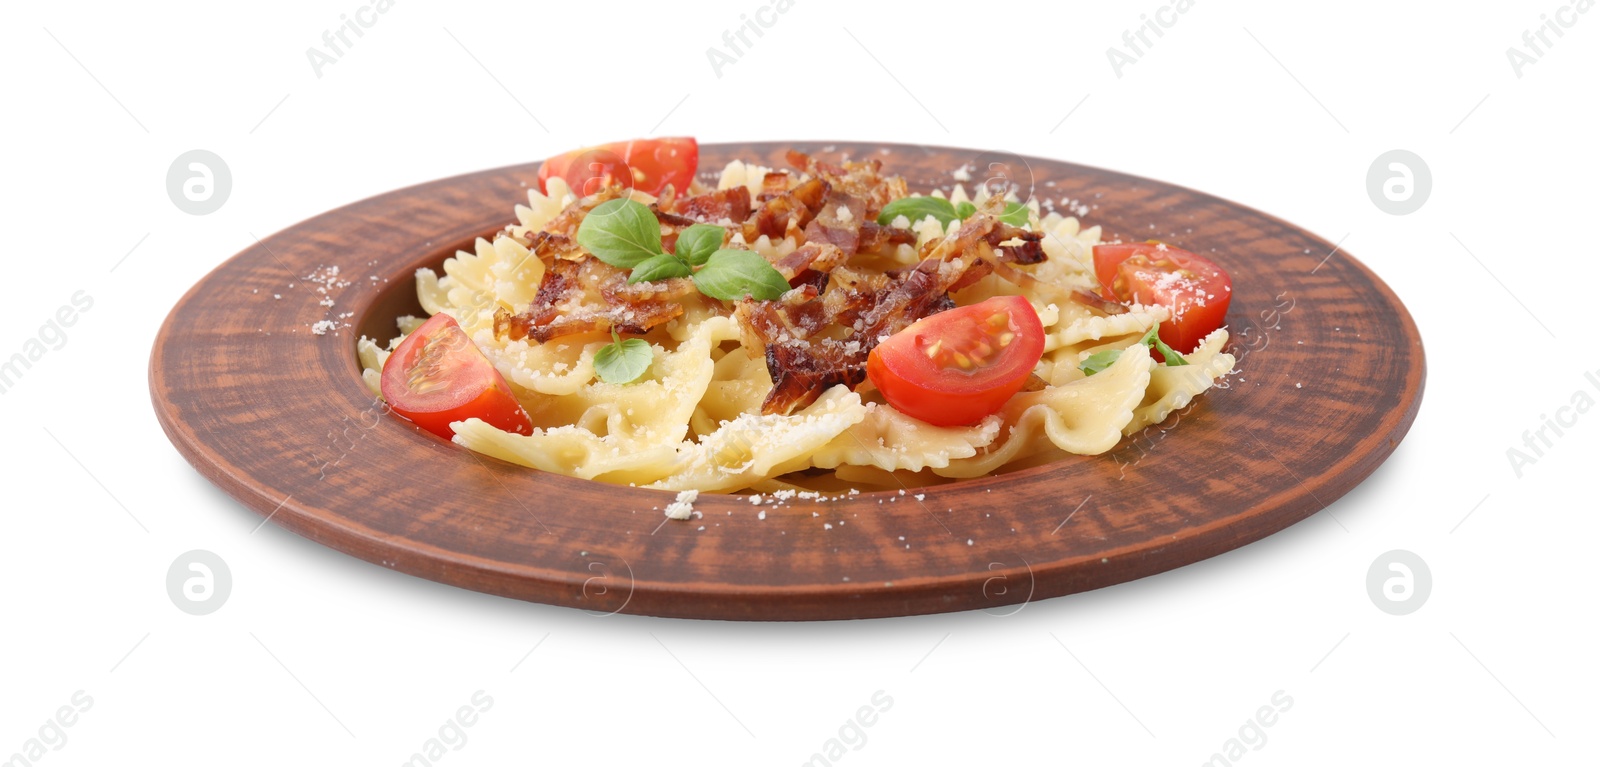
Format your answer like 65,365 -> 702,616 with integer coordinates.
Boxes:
664,489 -> 699,520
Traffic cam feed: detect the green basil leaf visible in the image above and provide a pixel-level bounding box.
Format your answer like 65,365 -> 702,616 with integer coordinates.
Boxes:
1080,323 -> 1186,375
1078,348 -> 1124,377
628,252 -> 692,284
1150,334 -> 1189,366
877,196 -> 959,226
944,199 -> 1027,226
674,224 -> 725,267
999,201 -> 1031,226
593,330 -> 653,384
692,249 -> 792,301
576,198 -> 663,268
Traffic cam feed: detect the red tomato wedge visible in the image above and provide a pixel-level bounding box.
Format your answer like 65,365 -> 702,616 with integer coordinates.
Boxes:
380,313 -> 533,440
1093,242 -> 1232,354
866,296 -> 1046,427
536,137 -> 698,197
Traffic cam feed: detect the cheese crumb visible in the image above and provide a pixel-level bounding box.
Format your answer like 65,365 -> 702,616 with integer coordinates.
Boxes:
664,490 -> 699,520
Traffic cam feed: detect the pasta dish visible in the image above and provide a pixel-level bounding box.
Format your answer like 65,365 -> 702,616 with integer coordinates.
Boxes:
357,138 -> 1236,500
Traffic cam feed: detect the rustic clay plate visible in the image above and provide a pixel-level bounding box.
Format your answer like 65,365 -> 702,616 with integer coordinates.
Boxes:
149,141 -> 1425,620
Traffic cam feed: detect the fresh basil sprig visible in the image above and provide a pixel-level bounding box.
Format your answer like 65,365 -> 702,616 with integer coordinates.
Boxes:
878,196 -> 1031,228
1079,324 -> 1191,376
593,329 -> 653,384
577,199 -> 788,300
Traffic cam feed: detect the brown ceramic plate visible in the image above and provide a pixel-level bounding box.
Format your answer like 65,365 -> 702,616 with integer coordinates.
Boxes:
149,141 -> 1424,620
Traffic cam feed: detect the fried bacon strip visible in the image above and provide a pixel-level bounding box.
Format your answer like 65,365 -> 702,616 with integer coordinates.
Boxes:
772,242 -> 848,282
494,258 -> 684,343
763,337 -> 872,415
526,230 -> 586,263
856,220 -> 917,253
672,186 -> 751,224
744,176 -> 829,242
758,171 -> 792,199
802,191 -> 866,254
1070,288 -> 1129,316
786,150 -> 908,219
748,260 -> 967,416
538,185 -> 626,241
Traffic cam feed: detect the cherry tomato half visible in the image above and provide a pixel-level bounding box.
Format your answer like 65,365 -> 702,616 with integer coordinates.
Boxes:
1093,242 -> 1232,354
380,313 -> 533,440
536,137 -> 699,197
866,295 -> 1046,427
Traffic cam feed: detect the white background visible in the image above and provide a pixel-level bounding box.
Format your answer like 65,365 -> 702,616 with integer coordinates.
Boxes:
2,0 -> 1594,763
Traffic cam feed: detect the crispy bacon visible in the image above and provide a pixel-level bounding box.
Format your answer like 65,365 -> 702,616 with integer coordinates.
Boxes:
494,258 -> 685,343
758,171 -> 792,199
744,176 -> 828,242
772,242 -> 847,282
786,150 -> 908,218
651,208 -> 701,228
736,301 -> 870,415
764,340 -> 870,415
854,257 -> 963,341
1070,289 -> 1129,316
788,267 -> 831,296
673,186 -> 751,224
988,220 -> 1046,264
947,260 -> 994,293
498,302 -> 684,343
819,267 -> 892,330
527,230 -> 585,263
802,191 -> 866,254
538,185 -> 626,241
856,221 -> 916,253
745,258 -> 967,415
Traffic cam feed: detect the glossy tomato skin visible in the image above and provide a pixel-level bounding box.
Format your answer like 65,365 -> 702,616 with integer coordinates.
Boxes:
536,137 -> 698,197
866,295 -> 1046,427
380,313 -> 533,440
1092,242 -> 1232,353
